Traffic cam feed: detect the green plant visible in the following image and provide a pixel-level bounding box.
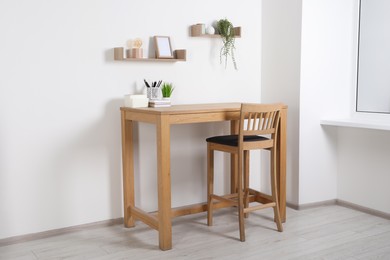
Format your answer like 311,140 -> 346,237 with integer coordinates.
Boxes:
217,18 -> 237,70
161,83 -> 174,98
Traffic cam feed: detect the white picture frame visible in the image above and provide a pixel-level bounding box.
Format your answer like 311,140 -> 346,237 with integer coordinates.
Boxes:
154,36 -> 174,59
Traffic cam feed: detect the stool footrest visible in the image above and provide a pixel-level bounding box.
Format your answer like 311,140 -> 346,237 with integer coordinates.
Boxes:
249,188 -> 273,203
243,202 -> 276,213
210,194 -> 238,206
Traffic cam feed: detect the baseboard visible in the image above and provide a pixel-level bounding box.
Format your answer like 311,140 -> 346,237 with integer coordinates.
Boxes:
288,199 -> 390,220
287,199 -> 337,210
286,201 -> 300,210
336,199 -> 390,220
0,218 -> 124,247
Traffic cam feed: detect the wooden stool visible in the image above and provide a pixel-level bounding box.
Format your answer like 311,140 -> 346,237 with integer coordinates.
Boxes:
206,103 -> 284,241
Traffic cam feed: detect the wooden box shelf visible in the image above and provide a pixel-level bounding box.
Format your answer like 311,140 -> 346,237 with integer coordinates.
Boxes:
190,24 -> 241,38
114,47 -> 186,62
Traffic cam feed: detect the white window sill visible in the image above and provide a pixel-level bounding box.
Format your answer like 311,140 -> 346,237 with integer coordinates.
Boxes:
320,118 -> 390,131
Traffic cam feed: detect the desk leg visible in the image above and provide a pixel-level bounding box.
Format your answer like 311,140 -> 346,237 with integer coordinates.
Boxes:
121,112 -> 135,228
157,115 -> 172,250
230,120 -> 239,193
278,108 -> 287,222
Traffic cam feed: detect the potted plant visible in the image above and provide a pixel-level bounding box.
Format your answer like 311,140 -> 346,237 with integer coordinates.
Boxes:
217,18 -> 237,70
161,83 -> 174,100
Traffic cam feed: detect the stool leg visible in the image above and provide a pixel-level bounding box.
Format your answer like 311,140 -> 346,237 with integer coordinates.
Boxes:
238,151 -> 245,242
207,144 -> 214,226
271,147 -> 283,232
243,150 -> 250,218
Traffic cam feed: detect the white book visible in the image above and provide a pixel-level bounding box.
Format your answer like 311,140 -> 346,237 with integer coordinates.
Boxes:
149,104 -> 171,108
149,99 -> 171,104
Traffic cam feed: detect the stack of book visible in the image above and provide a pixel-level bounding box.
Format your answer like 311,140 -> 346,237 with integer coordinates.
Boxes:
149,99 -> 171,108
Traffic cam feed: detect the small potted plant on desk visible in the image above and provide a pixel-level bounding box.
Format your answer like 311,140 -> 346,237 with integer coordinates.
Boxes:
161,82 -> 174,101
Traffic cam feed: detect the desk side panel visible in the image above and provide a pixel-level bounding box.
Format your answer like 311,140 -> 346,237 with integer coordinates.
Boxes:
125,111 -> 158,124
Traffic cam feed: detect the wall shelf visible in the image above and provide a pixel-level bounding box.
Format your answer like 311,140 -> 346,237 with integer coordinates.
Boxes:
320,118 -> 390,131
114,47 -> 186,62
190,24 -> 241,38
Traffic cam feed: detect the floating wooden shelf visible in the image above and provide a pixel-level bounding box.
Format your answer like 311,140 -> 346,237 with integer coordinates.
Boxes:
114,47 -> 186,62
190,24 -> 241,38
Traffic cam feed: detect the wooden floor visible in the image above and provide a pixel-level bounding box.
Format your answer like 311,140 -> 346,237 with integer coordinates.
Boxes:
1,205 -> 390,259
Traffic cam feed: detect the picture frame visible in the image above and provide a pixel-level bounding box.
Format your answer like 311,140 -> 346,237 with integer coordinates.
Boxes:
154,36 -> 174,59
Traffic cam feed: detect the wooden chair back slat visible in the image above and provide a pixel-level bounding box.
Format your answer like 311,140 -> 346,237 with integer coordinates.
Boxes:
239,104 -> 283,141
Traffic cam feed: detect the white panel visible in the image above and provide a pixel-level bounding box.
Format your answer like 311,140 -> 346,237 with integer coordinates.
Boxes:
261,0 -> 302,205
338,127 -> 390,214
299,0 -> 357,204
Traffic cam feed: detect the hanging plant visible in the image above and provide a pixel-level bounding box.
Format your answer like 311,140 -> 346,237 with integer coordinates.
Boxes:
217,18 -> 237,70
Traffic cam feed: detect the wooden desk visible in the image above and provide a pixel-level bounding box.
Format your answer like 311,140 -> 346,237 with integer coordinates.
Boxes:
120,103 -> 287,250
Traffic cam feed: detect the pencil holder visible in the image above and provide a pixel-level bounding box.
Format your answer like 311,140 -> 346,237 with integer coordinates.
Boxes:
152,88 -> 159,99
147,88 -> 159,100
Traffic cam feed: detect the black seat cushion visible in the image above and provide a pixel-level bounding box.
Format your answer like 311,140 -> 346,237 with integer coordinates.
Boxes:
206,135 -> 268,147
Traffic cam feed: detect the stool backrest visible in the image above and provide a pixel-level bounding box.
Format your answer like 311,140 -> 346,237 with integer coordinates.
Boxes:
238,103 -> 283,145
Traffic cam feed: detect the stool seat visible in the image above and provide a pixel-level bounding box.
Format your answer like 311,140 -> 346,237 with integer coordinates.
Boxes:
206,135 -> 268,146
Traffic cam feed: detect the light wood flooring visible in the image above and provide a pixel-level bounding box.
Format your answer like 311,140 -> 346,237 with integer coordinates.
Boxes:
1,205 -> 390,259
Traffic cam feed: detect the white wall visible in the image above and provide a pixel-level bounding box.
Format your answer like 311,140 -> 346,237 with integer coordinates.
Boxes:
299,0 -> 356,204
261,0 -> 302,205
3,0 -> 387,241
0,0 -> 262,239
338,127 -> 390,214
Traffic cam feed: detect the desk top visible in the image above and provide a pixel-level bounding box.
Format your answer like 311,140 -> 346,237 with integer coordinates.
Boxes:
120,103 -> 242,115
121,103 -> 287,125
